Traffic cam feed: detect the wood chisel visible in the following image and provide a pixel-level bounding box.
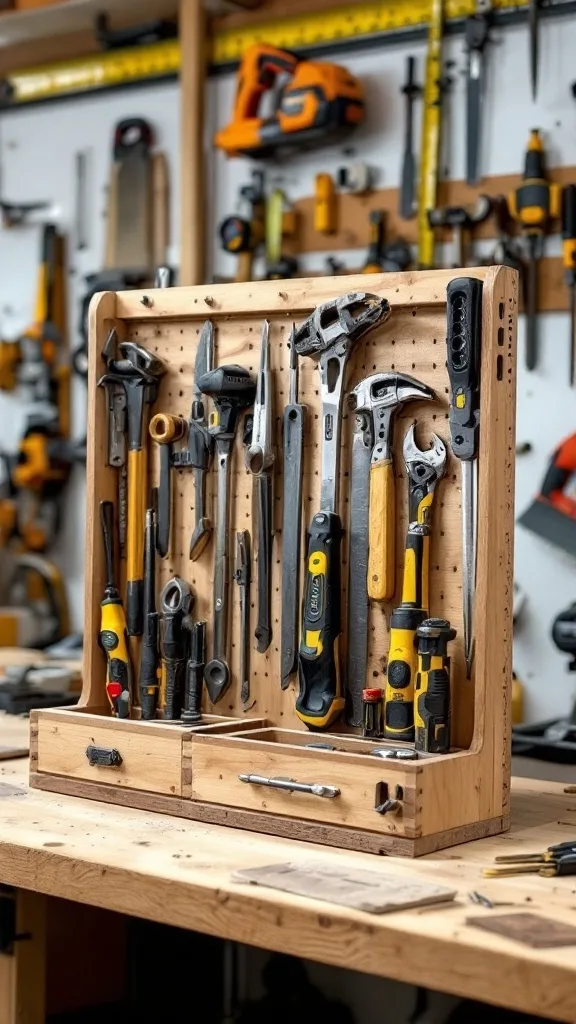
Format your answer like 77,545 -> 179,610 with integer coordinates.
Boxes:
281,338 -> 305,690
445,277 -> 482,678
294,293 -> 390,731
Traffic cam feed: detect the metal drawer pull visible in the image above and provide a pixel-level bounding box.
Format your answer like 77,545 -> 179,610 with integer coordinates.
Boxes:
238,773 -> 340,799
86,745 -> 123,768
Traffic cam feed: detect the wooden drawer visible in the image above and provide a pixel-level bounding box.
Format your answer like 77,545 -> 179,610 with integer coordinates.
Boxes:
36,712 -> 186,796
191,729 -> 420,836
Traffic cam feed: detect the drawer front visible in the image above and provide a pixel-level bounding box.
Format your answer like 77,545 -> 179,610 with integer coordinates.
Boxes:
36,717 -> 183,796
191,737 -> 417,835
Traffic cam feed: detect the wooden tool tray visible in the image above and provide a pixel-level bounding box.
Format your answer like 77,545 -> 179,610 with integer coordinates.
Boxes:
31,267 -> 518,857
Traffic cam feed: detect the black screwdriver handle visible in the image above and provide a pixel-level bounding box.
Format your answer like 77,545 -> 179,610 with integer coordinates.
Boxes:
140,611 -> 159,720
562,185 -> 576,271
446,277 -> 483,462
296,511 -> 345,730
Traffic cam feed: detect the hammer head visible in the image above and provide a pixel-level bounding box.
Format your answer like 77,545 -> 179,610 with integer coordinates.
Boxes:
348,371 -> 435,415
292,292 -> 390,359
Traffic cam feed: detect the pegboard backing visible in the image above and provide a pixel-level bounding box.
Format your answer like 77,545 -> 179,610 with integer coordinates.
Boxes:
132,305 -> 472,741
32,267 -> 517,856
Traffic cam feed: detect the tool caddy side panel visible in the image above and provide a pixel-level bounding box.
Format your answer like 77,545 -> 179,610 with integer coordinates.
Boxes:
31,268 -> 517,856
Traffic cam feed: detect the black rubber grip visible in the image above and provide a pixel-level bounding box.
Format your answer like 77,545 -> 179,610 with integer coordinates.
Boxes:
446,277 -> 483,462
562,184 -> 576,239
157,445 -> 171,559
139,613 -> 159,720
126,580 -> 144,637
163,659 -> 186,720
297,511 -> 343,728
254,473 -> 272,653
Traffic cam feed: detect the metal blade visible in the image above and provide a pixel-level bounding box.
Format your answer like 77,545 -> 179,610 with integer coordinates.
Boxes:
462,460 -> 476,678
193,320 -> 214,420
346,414 -> 373,726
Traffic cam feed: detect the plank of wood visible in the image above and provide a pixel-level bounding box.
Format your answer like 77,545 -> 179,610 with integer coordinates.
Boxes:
0,770 -> 576,1022
180,0 -> 206,285
466,912 -> 576,949
36,717 -> 184,795
234,860 -> 456,913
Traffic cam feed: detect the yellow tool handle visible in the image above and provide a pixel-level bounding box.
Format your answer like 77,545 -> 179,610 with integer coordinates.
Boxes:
126,447 -> 147,636
367,459 -> 395,601
385,621 -> 421,740
149,412 -> 186,444
100,599 -> 132,718
414,650 -> 450,753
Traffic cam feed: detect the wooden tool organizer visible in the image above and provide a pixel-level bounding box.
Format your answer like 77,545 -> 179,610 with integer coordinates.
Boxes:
31,266 -> 517,857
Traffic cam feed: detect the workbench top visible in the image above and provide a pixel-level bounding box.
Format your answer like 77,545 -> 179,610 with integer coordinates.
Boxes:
0,715 -> 575,1022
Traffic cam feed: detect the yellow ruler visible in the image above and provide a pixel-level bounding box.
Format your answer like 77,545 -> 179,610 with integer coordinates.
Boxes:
417,0 -> 443,268
3,0 -> 525,106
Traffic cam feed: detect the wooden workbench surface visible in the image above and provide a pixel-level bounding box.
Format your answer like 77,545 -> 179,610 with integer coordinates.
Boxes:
0,715 -> 575,1022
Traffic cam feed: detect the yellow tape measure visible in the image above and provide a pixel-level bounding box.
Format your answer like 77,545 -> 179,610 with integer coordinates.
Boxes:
3,0 -> 525,106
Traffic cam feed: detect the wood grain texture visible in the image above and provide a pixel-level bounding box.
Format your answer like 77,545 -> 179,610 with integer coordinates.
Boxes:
180,0 -> 206,285
0,889 -> 46,1024
36,717 -> 184,795
36,266 -> 516,851
9,757 -> 576,1024
367,459 -> 395,601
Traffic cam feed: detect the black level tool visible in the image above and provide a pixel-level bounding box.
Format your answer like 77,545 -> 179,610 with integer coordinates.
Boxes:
139,508 -> 160,720
159,577 -> 193,720
98,500 -> 132,719
414,618 -> 457,754
562,184 -> 576,386
446,277 -> 482,678
509,129 -> 560,370
399,56 -> 420,220
182,620 -> 206,725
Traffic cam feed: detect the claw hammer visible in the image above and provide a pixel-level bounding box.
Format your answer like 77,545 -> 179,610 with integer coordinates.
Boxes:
293,293 -> 391,730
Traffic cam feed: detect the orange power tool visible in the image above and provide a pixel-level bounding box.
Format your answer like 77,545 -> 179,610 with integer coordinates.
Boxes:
214,43 -> 364,158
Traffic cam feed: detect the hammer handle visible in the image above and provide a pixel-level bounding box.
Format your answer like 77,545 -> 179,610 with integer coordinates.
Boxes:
367,459 -> 395,602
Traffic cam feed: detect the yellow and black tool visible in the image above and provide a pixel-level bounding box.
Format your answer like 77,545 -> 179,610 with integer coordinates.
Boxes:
362,211 -> 411,275
314,173 -> 336,234
509,129 -> 560,371
219,171 -> 265,283
294,293 -> 390,731
98,341 -> 165,636
414,617 -> 457,754
98,500 -> 132,719
214,42 -> 364,159
385,425 -> 446,742
562,184 -> 576,385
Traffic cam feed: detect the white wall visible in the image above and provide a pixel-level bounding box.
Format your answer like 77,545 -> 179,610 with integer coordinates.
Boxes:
1,15 -> 576,718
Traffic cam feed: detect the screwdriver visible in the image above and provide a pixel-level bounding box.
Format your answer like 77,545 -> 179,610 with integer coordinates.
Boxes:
446,277 -> 482,679
562,184 -> 576,385
98,500 -> 132,719
509,129 -> 560,371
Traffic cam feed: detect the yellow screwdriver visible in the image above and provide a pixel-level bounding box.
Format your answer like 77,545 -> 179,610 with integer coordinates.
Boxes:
98,500 -> 132,718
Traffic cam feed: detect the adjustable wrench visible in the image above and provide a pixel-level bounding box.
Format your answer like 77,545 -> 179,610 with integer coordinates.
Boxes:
245,321 -> 275,653
385,425 -> 446,742
294,292 -> 391,730
346,373 -> 435,727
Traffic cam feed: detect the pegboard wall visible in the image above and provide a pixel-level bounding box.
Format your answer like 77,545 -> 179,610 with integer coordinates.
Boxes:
80,266 -> 517,752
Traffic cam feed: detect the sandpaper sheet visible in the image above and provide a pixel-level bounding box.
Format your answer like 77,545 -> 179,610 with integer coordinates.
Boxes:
233,860 -> 456,914
466,912 -> 576,948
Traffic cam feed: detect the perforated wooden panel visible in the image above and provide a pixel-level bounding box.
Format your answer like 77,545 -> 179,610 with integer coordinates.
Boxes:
126,299 -> 471,745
